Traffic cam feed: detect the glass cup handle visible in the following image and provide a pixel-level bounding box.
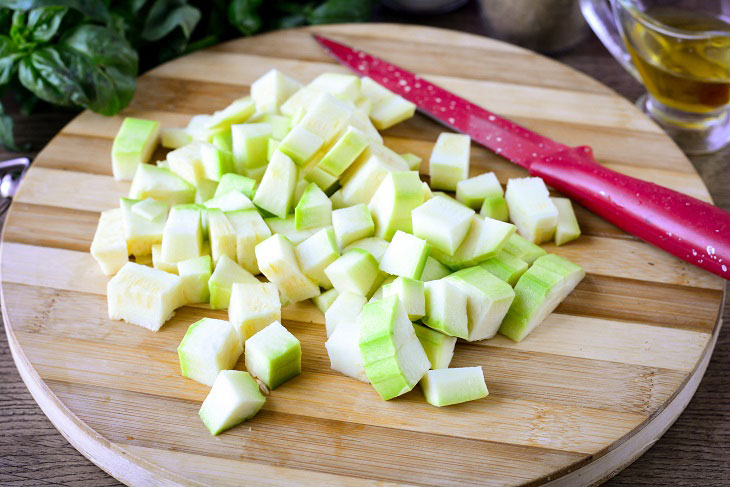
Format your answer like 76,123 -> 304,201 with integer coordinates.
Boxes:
579,0 -> 642,82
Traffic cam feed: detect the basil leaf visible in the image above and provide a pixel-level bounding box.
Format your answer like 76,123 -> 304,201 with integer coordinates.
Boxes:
0,1 -> 110,23
18,47 -> 89,107
0,102 -> 19,151
61,24 -> 137,114
0,34 -> 20,85
307,0 -> 374,24
26,6 -> 67,42
142,0 -> 201,42
228,0 -> 263,36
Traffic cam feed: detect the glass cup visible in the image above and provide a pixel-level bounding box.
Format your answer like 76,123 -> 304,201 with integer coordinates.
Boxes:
581,0 -> 730,154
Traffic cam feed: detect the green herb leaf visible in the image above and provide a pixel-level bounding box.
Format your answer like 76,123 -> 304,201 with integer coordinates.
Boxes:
18,46 -> 88,107
1,1 -> 110,22
142,0 -> 201,42
0,34 -> 20,85
26,6 -> 67,42
307,0 -> 374,24
0,102 -> 19,151
228,0 -> 263,36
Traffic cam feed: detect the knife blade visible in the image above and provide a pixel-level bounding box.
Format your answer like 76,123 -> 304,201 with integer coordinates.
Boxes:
313,33 -> 730,280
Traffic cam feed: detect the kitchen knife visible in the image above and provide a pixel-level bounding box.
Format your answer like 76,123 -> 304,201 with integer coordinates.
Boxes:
313,34 -> 730,280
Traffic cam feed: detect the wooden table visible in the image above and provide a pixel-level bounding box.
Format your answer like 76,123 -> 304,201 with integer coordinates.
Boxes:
0,2 -> 727,485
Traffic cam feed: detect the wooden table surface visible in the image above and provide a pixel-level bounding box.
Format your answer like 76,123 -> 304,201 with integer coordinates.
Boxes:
0,1 -> 727,485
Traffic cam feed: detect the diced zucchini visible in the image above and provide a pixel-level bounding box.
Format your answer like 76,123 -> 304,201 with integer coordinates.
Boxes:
255,234 -> 321,303
304,165 -> 339,192
313,288 -> 339,314
551,197 -> 581,245
245,321 -> 301,389
112,117 -> 160,180
132,198 -> 168,221
332,204 -> 375,250
294,183 -> 332,230
226,209 -> 272,275
229,281 -> 281,342
205,97 -> 256,131
232,122 -> 272,171
420,367 -> 488,407
264,215 -> 321,244
370,94 -> 416,130
200,143 -> 234,182
207,208 -> 237,264
295,227 -> 340,288
411,195 -> 474,256
325,299 -> 370,382
215,173 -> 256,199
382,277 -> 425,320
120,197 -> 166,257
308,73 -> 361,101
480,195 -> 509,222
177,255 -> 212,304
129,163 -> 196,206
456,172 -> 503,209
412,323 -> 456,369
423,278 -> 468,339
429,133 -> 470,191
299,93 -> 352,145
445,266 -> 515,341
160,205 -> 203,264
161,127 -> 192,149
324,290 -> 367,338
107,262 -> 185,331
368,171 -> 424,241
480,251 -> 528,286
199,370 -> 265,435
204,191 -> 256,212
278,125 -> 324,166
502,233 -> 547,264
167,143 -> 206,185
91,208 -> 128,275
359,295 -> 430,400
317,126 -> 369,177
253,151 -> 298,218
152,244 -> 178,274
430,216 -> 515,270
178,318 -> 243,386
208,254 -> 259,310
400,152 -> 422,171
379,231 -> 430,280
324,248 -> 380,297
505,177 -> 558,244
194,179 -> 220,205
339,144 -> 409,206
250,69 -> 302,113
420,256 -> 451,282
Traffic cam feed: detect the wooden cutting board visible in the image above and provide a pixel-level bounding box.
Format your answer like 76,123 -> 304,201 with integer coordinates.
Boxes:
1,24 -> 725,486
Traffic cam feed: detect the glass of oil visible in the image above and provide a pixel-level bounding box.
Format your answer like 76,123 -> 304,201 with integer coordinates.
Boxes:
582,0 -> 730,154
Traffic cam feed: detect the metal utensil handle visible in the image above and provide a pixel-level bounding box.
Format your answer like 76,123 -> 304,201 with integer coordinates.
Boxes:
0,157 -> 30,217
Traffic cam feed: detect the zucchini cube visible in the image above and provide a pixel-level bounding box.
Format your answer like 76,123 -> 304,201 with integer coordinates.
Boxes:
359,295 -> 431,400
229,282 -> 281,342
255,234 -> 321,304
177,255 -> 212,304
204,191 -> 255,212
480,195 -> 510,222
412,323 -> 456,370
303,165 -> 338,193
161,127 -> 191,149
299,92 -> 352,145
308,73 -> 361,101
215,173 -> 256,199
151,244 -> 178,274
456,172 -> 503,209
295,227 -> 340,289
161,205 -> 203,264
400,152 -> 422,171
370,94 -> 416,130
107,262 -> 185,331
208,254 -> 259,310
199,370 -> 265,436
263,215 -> 320,245
205,97 -> 256,131
178,318 -> 243,386
505,177 -> 558,244
423,278 -> 469,339
313,288 -> 339,314
250,69 -> 302,113
430,216 -> 515,270
339,144 -> 409,206
318,125 -> 369,177
411,195 -> 474,256
120,198 -> 166,258
200,143 -> 234,182
295,183 -> 332,230
420,256 -> 450,282
551,197 -> 581,246
343,237 -> 390,264
167,143 -> 206,185
324,290 -> 367,338
232,122 -> 272,171
379,231 -> 431,280
278,125 -> 324,166
90,208 -> 128,276
429,133 -> 470,191
420,367 -> 488,407
324,248 -> 380,297
480,251 -> 529,286
112,117 -> 160,180
226,209 -> 272,275
252,151 -> 298,218
332,204 -> 375,249
368,171 -> 424,241
206,208 -> 237,264
245,321 -> 301,389
446,266 -> 516,341
502,233 -> 547,264
131,198 -> 168,221
129,164 -> 195,206
382,277 -> 425,320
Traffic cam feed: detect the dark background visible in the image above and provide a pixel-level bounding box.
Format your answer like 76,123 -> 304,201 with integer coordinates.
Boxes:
1,1 -> 728,485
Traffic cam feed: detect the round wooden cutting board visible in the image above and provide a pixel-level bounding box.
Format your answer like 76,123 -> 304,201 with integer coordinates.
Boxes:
1,24 -> 725,486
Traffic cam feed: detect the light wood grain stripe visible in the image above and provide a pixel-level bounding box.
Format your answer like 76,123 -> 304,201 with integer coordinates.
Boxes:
1,243 -> 710,371
4,282 -> 688,416
146,50 -> 659,134
48,380 -> 587,486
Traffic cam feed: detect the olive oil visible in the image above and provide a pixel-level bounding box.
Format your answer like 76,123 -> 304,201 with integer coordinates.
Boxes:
623,8 -> 730,113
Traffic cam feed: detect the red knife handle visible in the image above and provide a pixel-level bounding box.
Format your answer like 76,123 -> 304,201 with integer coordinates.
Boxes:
529,146 -> 730,280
